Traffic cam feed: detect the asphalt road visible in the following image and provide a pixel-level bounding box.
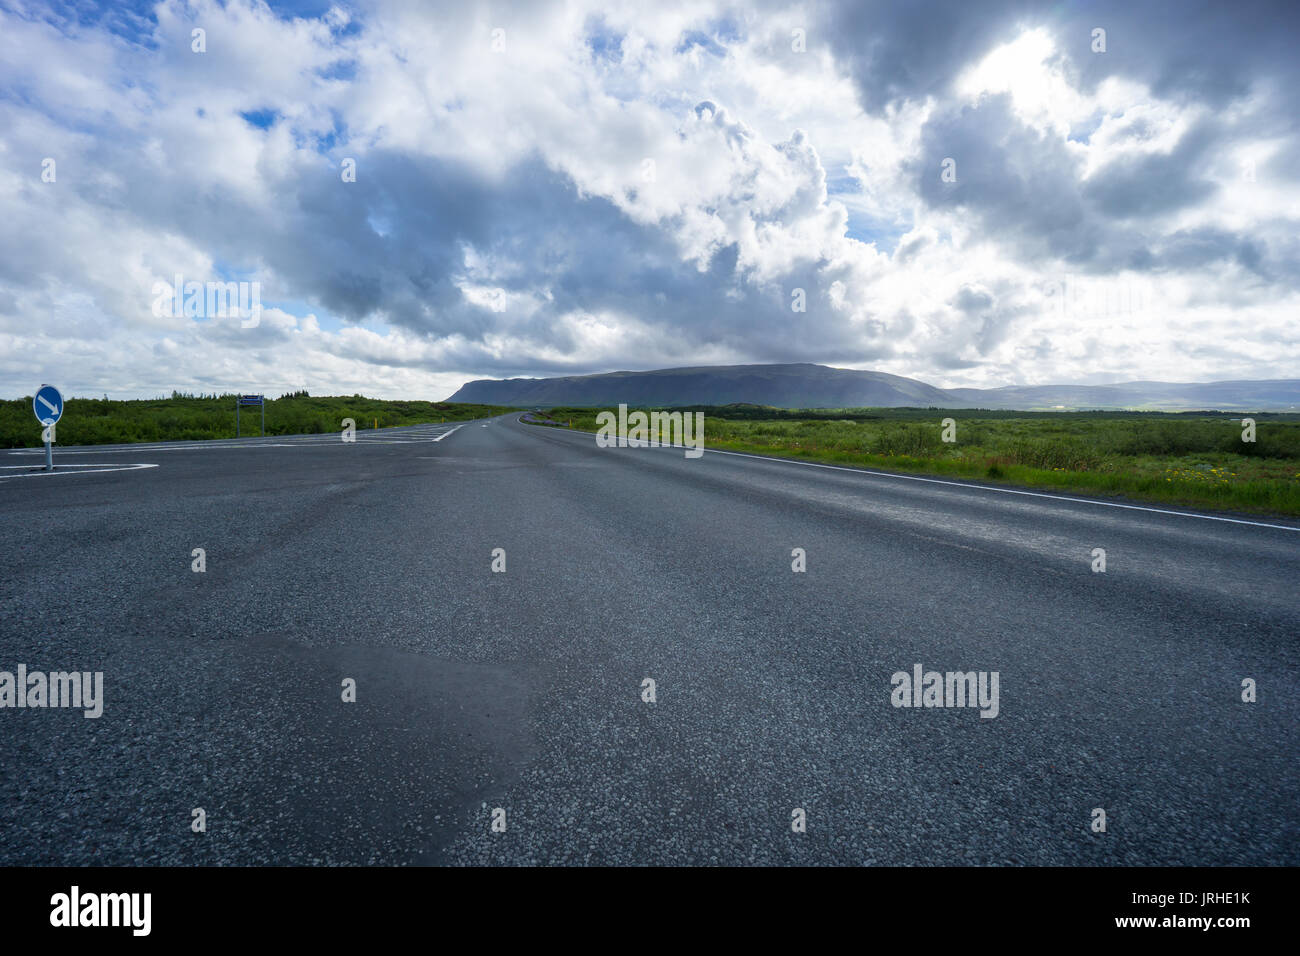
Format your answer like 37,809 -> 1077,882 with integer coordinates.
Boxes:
1,415 -> 1296,865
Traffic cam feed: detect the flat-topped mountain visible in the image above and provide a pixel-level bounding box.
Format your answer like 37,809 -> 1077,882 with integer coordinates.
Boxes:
449,363 -> 955,408
445,363 -> 1300,411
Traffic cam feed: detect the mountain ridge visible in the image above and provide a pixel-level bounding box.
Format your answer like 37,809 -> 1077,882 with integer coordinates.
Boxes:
445,363 -> 1300,411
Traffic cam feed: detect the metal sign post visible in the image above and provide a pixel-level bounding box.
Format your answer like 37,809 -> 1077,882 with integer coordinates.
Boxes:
33,384 -> 64,472
237,394 -> 265,437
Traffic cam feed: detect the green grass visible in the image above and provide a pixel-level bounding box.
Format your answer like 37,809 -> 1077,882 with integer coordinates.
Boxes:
530,405 -> 1300,517
1,391 -> 515,448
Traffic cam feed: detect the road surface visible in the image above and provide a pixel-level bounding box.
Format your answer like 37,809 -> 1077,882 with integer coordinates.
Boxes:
1,415 -> 1296,865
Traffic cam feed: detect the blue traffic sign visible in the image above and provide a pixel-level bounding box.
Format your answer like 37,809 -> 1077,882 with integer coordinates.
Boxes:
33,384 -> 63,426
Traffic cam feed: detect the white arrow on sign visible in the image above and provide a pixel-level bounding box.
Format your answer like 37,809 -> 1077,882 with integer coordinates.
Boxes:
38,394 -> 59,414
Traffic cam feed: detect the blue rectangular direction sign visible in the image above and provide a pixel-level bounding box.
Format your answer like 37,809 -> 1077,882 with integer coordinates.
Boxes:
235,393 -> 265,437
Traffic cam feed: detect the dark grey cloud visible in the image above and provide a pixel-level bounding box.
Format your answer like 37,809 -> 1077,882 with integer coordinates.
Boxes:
904,93 -> 1298,285
909,95 -> 1097,262
821,0 -> 1300,113
825,0 -> 1300,293
818,0 -> 1038,113
1082,122 -> 1219,220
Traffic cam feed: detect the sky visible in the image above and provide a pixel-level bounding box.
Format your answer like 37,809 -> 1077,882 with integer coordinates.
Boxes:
1,0 -> 1298,400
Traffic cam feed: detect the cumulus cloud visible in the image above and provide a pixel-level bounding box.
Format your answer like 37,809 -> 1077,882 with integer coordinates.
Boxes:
0,0 -> 1297,399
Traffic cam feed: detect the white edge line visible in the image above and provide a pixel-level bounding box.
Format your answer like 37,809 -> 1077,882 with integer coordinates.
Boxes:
549,426 -> 1300,534
705,448 -> 1300,532
431,424 -> 465,442
5,425 -> 464,455
0,463 -> 158,480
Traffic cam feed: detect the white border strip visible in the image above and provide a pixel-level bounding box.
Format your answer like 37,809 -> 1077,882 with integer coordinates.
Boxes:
541,423 -> 1300,533
705,447 -> 1300,532
431,424 -> 465,441
0,463 -> 158,480
5,425 -> 465,455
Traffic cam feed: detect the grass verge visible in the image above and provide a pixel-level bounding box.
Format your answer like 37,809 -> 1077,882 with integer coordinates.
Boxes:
529,405 -> 1300,518
1,392 -> 516,448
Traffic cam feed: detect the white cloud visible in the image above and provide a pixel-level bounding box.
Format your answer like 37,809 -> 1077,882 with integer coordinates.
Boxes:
0,0 -> 1297,401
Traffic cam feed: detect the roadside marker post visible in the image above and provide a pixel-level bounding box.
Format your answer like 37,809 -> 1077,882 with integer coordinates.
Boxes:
236,394 -> 265,437
33,384 -> 63,472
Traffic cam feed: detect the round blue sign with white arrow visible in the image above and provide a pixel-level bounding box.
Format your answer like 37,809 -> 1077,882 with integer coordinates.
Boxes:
33,384 -> 63,426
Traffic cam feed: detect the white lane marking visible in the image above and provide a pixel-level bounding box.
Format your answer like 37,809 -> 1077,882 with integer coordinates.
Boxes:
8,442 -> 313,454
552,429 -> 1300,534
0,463 -> 158,480
705,448 -> 1300,533
5,426 -> 464,455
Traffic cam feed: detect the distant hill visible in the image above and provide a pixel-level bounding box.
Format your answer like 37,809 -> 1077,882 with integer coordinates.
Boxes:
944,380 -> 1300,411
447,363 -> 956,408
445,363 -> 1300,411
